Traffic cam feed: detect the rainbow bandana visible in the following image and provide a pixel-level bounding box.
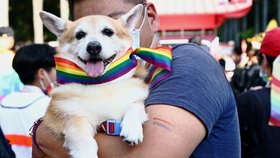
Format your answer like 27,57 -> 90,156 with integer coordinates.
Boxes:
55,47 -> 172,88
269,55 -> 280,126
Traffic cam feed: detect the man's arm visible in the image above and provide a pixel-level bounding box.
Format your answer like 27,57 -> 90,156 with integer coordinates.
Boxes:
97,104 -> 206,158
33,104 -> 206,158
32,120 -> 70,158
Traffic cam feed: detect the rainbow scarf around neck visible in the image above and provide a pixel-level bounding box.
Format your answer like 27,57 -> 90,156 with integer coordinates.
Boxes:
269,55 -> 280,126
55,47 -> 172,88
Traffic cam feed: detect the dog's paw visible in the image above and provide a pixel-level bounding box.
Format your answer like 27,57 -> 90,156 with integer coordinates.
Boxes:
70,148 -> 98,158
72,153 -> 98,158
120,117 -> 144,145
65,137 -> 98,158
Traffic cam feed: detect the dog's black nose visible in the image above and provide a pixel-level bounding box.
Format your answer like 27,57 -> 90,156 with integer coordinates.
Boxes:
87,42 -> 102,56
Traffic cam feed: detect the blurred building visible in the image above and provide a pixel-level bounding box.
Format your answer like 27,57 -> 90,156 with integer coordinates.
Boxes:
148,0 -> 253,45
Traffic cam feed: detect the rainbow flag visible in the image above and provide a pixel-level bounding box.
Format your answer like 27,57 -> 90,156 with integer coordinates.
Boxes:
55,47 -> 172,88
135,47 -> 172,88
269,55 -> 280,126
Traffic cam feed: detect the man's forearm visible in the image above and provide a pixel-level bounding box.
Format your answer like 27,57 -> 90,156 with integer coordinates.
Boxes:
96,134 -> 131,158
33,105 -> 205,158
96,105 -> 206,158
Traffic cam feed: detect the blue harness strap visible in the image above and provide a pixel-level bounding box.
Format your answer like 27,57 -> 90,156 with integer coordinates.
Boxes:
99,120 -> 122,136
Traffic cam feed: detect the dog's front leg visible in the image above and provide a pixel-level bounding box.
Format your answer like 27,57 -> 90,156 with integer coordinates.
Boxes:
63,116 -> 98,158
120,102 -> 148,145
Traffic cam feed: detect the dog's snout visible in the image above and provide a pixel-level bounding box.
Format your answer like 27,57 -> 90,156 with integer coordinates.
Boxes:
87,42 -> 102,56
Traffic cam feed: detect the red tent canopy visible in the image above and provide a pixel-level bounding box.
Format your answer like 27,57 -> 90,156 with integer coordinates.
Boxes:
148,0 -> 253,31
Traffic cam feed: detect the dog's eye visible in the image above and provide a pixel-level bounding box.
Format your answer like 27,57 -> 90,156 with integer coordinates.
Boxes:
102,28 -> 114,37
75,31 -> 86,40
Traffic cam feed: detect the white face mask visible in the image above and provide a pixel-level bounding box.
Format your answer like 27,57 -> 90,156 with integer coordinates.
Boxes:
131,5 -> 147,50
39,69 -> 57,95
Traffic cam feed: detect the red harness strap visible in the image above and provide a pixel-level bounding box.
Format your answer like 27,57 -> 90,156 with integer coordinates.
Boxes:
29,117 -> 44,153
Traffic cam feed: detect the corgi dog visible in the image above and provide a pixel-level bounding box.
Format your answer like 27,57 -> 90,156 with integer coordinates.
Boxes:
39,4 -> 148,158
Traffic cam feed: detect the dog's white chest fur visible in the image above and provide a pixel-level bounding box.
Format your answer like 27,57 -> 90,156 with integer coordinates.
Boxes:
44,77 -> 148,158
49,78 -> 148,122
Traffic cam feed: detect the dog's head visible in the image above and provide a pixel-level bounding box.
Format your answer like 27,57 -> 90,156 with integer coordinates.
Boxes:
40,5 -> 143,77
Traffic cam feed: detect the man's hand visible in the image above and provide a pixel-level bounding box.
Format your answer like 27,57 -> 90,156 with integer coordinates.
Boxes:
33,105 -> 206,158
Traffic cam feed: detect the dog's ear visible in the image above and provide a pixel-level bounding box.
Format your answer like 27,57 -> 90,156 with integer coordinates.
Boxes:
39,11 -> 66,38
120,4 -> 143,31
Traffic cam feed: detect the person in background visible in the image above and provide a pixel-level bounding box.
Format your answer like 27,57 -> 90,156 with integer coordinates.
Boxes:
188,35 -> 210,52
33,0 -> 240,157
0,44 -> 56,158
219,58 -> 226,70
0,26 -> 23,100
189,35 -> 202,46
231,44 -> 266,96
243,45 -> 266,90
0,127 -> 15,158
236,27 -> 280,158
246,43 -> 258,66
231,45 -> 244,67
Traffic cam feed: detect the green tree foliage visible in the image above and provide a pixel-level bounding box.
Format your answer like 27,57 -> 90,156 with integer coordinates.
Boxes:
9,0 -> 60,44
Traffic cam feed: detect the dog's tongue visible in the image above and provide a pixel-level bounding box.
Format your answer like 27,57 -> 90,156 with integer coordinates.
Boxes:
85,61 -> 105,77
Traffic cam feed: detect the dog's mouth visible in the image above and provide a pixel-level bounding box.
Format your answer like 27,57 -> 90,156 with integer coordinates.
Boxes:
78,54 -> 116,77
103,54 -> 116,66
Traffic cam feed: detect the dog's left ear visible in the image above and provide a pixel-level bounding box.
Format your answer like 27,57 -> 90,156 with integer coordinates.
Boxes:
120,4 -> 143,31
40,11 -> 67,38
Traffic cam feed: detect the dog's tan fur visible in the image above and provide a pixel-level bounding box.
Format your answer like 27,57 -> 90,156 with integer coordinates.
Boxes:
40,5 -> 148,158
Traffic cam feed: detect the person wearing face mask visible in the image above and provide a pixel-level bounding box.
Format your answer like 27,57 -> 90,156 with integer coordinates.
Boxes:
32,0 -> 240,157
0,44 -> 56,158
236,27 -> 280,158
0,26 -> 23,100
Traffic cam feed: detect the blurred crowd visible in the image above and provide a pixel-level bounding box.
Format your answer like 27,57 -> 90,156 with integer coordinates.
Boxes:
0,26 -> 56,158
188,34 -> 267,97
188,28 -> 280,157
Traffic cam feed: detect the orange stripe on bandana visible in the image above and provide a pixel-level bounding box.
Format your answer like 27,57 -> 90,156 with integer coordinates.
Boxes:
5,134 -> 32,147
